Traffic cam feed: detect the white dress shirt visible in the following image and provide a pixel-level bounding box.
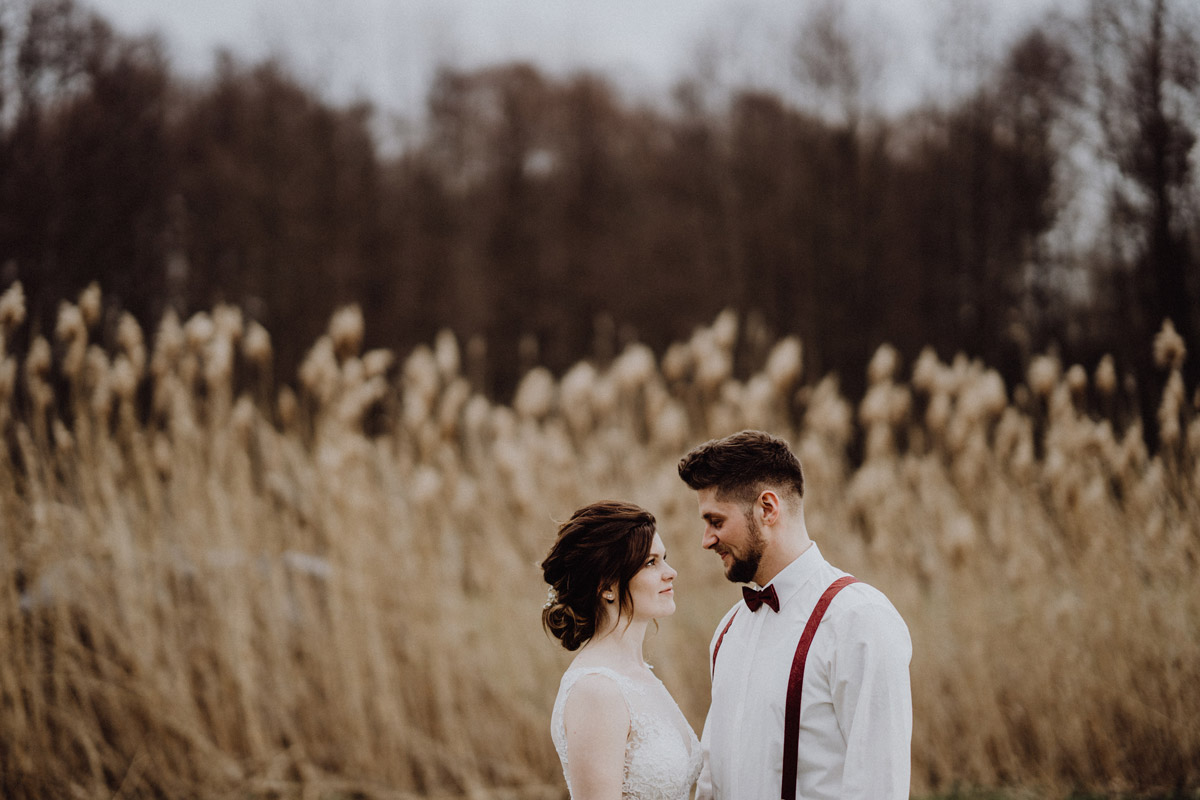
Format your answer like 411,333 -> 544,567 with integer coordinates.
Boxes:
695,542 -> 912,800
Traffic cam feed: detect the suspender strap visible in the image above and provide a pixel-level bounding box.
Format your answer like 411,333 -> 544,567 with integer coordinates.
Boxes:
781,576 -> 859,800
711,608 -> 739,676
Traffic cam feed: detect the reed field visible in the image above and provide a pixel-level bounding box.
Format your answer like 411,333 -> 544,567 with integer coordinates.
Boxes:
1,281 -> 1198,799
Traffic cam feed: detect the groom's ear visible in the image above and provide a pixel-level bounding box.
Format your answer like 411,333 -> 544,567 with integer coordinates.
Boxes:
757,490 -> 781,526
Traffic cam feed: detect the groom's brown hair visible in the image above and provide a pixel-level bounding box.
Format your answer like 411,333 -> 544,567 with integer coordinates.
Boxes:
677,429 -> 804,507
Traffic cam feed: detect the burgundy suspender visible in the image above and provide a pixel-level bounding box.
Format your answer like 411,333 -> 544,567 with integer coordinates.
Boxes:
711,608 -> 739,675
710,575 -> 861,800
781,575 -> 859,800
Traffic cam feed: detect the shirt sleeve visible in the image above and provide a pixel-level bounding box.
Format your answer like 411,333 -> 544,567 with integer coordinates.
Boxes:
829,598 -> 913,800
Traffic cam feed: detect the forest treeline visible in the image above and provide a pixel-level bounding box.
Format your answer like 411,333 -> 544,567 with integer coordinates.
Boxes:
1,0 -> 1198,429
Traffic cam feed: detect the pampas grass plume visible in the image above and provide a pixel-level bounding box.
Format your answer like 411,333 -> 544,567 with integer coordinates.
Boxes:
661,342 -> 691,383
52,418 -> 73,456
926,392 -> 951,436
1158,371 -> 1185,447
0,281 -> 24,342
150,309 -> 184,379
1066,364 -> 1087,399
514,367 -> 556,420
110,355 -> 138,405
1153,319 -> 1186,370
462,393 -> 490,440
711,309 -> 738,350
232,395 -> 256,443
559,361 -> 598,434
78,282 -> 102,328
56,302 -> 87,380
613,343 -> 656,392
329,305 -> 365,360
1028,354 -> 1060,399
765,336 -> 803,392
1095,355 -> 1117,397
299,335 -> 339,406
694,343 -> 731,393
867,344 -> 899,386
204,332 -> 235,388
362,348 -> 394,380
805,375 -> 853,444
242,321 -> 272,369
24,336 -> 54,428
911,347 -> 941,394
403,345 -> 439,400
25,335 -> 51,379
277,386 -> 298,429
434,329 -> 460,380
184,311 -> 214,351
436,377 -> 471,437
85,344 -> 114,420
651,400 -> 689,451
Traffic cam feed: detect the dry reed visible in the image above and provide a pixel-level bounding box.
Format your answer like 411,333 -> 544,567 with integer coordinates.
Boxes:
1,281 -> 1197,799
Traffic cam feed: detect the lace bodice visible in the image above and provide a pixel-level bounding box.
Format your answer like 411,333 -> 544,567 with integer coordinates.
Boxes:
551,665 -> 702,800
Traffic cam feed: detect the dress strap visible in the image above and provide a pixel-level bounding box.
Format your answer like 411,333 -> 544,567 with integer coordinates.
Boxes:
560,665 -> 643,699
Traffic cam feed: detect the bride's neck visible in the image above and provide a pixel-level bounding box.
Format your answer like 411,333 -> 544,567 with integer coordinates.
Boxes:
585,616 -> 649,668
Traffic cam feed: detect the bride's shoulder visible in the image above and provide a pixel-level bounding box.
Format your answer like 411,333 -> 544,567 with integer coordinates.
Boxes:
564,668 -> 627,698
560,668 -> 632,726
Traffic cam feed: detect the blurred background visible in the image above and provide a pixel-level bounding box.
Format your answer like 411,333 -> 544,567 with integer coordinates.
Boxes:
2,1 -> 1200,798
3,0 -> 1197,426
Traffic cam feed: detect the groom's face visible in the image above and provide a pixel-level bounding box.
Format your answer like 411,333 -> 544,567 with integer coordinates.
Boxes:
696,488 -> 767,584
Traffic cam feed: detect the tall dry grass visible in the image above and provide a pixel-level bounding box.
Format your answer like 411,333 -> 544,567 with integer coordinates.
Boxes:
1,282 -> 1197,799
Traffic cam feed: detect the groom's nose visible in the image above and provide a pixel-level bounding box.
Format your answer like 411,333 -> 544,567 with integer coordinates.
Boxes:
701,526 -> 718,550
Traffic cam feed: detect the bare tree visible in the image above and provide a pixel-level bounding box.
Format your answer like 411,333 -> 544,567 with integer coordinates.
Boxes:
1086,0 -> 1200,439
790,0 -> 883,132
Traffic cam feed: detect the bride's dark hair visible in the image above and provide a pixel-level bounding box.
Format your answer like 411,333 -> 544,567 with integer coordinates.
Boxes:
541,500 -> 656,651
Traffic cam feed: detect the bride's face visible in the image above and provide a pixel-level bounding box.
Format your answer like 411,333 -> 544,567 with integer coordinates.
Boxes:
627,532 -> 677,621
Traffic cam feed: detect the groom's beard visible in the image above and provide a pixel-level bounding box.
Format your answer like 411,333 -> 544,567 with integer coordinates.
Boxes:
723,512 -> 766,584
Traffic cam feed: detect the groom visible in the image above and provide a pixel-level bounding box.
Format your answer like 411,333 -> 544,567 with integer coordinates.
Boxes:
678,430 -> 912,800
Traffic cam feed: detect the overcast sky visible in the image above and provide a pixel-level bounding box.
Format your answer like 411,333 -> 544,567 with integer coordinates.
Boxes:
83,0 -> 1077,122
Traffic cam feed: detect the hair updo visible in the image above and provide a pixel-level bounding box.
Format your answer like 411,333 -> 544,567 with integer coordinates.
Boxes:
540,500 -> 656,651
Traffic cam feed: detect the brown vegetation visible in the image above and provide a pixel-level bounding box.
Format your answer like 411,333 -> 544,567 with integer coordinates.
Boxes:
1,282 -> 1197,798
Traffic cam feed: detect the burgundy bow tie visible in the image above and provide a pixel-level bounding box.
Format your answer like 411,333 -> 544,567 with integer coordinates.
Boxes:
742,584 -> 780,612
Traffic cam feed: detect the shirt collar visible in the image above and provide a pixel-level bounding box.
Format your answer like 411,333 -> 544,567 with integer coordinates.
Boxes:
755,541 -> 824,609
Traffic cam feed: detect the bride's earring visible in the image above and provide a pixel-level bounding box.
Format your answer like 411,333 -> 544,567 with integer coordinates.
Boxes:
604,591 -> 615,603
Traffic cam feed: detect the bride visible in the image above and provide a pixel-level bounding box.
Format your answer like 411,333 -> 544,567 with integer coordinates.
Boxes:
541,500 -> 702,800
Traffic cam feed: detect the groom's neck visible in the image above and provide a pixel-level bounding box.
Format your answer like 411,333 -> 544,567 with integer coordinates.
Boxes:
754,524 -> 812,587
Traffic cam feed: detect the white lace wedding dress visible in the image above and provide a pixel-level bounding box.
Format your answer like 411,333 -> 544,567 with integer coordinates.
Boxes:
551,665 -> 702,800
